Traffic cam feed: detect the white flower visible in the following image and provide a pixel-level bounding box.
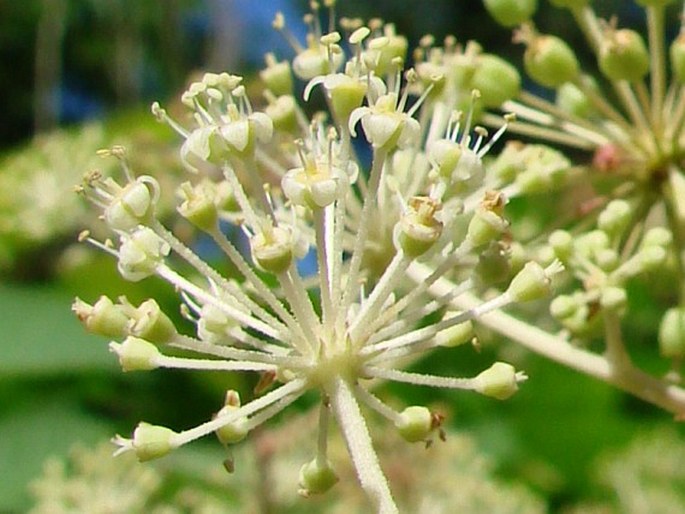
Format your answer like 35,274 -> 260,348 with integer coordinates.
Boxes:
349,92 -> 420,149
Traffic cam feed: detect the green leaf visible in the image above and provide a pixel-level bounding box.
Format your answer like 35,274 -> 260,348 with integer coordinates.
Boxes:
0,399 -> 113,511
0,283 -> 114,377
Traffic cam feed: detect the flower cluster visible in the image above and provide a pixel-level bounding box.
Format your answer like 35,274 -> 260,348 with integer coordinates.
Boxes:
71,2 -> 572,512
477,0 -> 685,414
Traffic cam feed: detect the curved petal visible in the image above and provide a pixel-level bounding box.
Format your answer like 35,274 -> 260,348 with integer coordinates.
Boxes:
348,107 -> 370,137
303,75 -> 325,101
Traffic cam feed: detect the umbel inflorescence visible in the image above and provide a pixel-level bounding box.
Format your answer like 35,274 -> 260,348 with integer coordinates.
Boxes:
72,2 -> 552,511
72,0 -> 685,512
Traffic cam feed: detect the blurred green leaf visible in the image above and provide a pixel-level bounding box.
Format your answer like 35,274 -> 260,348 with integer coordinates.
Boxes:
0,399 -> 113,512
0,283 -> 114,376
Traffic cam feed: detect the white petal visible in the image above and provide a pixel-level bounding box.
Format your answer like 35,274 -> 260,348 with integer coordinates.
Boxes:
303,75 -> 325,101
348,107 -> 370,137
250,112 -> 274,143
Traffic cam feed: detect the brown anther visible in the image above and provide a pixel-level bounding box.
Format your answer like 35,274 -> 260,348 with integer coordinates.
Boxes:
481,190 -> 506,214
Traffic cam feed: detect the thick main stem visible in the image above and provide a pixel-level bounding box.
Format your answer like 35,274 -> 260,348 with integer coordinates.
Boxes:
328,377 -> 398,514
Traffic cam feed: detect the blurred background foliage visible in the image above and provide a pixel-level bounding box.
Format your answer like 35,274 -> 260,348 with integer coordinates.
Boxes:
0,0 -> 683,512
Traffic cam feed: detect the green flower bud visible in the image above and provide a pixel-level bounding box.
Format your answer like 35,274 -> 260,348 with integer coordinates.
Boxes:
395,406 -> 433,442
475,362 -> 523,400
659,307 -> 685,358
483,0 -> 538,28
260,54 -> 293,96
640,227 -> 672,249
599,29 -> 650,82
130,422 -> 178,462
600,286 -> 627,312
556,82 -> 596,118
467,205 -> 509,247
595,248 -> 619,272
548,230 -> 573,262
638,245 -> 667,272
523,32 -> 579,88
670,33 -> 685,83
475,241 -> 511,286
574,230 -> 610,260
109,336 -> 161,372
265,94 -> 299,133
130,299 -> 177,345
598,200 -> 631,239
436,318 -> 474,348
73,296 -> 128,339
507,260 -> 562,302
550,294 -> 578,320
215,390 -> 249,445
364,31 -> 408,76
471,54 -> 522,107
298,459 -> 339,496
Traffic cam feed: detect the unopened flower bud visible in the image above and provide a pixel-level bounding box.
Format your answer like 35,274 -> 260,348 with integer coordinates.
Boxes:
640,227 -> 672,249
550,294 -> 578,320
260,54 -> 293,96
475,241 -> 511,286
435,318 -> 474,348
548,230 -> 573,262
293,42 -> 344,80
523,33 -> 579,88
638,245 -> 667,272
475,362 -> 522,400
671,33 -> 685,83
129,422 -> 178,462
265,95 -> 299,133
599,29 -> 649,82
215,390 -> 249,445
467,207 -> 508,247
364,32 -> 408,76
598,200 -> 631,239
575,230 -> 610,260
556,82 -> 596,118
507,260 -> 563,302
395,406 -> 433,442
595,248 -> 619,272
471,54 -> 521,107
483,0 -> 538,27
109,336 -> 161,371
73,296 -> 128,338
298,459 -> 339,496
659,307 -> 685,358
600,286 -> 627,312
